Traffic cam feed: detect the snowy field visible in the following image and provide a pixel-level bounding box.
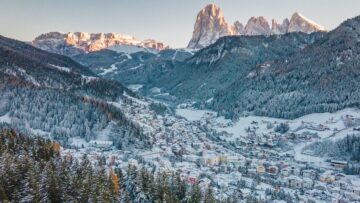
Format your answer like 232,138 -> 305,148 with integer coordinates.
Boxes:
176,108 -> 216,121
127,84 -> 144,92
177,107 -> 360,140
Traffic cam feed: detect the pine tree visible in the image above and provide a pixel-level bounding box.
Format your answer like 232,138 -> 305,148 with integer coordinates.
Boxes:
172,175 -> 187,201
204,188 -> 216,203
138,167 -> 152,201
47,169 -> 62,203
19,171 -> 34,203
0,181 -> 9,203
39,168 -> 50,203
188,184 -> 202,203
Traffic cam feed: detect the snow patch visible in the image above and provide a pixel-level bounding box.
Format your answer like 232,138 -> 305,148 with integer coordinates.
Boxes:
176,108 -> 216,122
107,44 -> 158,54
127,84 -> 144,92
0,113 -> 11,124
128,64 -> 143,71
69,137 -> 88,148
81,75 -> 98,83
100,62 -> 119,75
50,64 -> 71,73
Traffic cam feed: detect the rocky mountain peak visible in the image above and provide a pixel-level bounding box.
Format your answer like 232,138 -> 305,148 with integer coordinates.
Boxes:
233,21 -> 245,35
244,16 -> 271,35
33,32 -> 167,56
187,4 -> 235,49
271,18 -> 290,34
203,4 -> 222,18
288,12 -> 326,33
187,5 -> 326,49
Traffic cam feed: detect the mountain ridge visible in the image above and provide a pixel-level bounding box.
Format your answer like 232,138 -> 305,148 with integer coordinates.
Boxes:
210,15 -> 360,119
0,34 -> 147,148
33,31 -> 168,56
188,4 -> 326,49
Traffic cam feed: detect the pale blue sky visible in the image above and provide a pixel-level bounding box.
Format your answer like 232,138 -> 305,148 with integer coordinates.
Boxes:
1,0 -> 360,48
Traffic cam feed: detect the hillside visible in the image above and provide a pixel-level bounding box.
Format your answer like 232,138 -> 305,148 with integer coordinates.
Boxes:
73,48 -> 194,86
145,32 -> 324,103
211,15 -> 360,119
0,35 -> 146,148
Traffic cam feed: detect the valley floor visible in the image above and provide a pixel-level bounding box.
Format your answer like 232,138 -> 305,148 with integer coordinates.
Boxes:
59,92 -> 360,202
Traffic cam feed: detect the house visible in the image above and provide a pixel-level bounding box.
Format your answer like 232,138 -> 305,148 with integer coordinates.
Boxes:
330,160 -> 348,168
248,168 -> 257,175
187,177 -> 198,185
314,182 -> 327,191
228,157 -> 247,168
256,165 -> 266,174
334,180 -> 348,190
239,188 -> 251,198
128,158 -> 139,167
302,169 -> 317,179
89,140 -> 113,149
267,165 -> 279,175
320,171 -> 335,183
286,175 -> 303,189
350,179 -> 360,195
328,186 -> 341,194
281,167 -> 291,177
229,172 -> 242,182
335,173 -> 346,180
202,153 -> 220,166
219,155 -> 228,164
199,178 -> 211,188
303,178 -> 314,189
184,155 -> 199,163
293,168 -> 301,176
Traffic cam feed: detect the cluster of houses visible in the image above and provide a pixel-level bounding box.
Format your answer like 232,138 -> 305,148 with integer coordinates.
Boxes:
63,95 -> 360,202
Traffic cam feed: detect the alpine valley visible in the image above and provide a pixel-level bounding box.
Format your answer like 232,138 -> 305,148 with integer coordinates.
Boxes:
1,3 -> 360,203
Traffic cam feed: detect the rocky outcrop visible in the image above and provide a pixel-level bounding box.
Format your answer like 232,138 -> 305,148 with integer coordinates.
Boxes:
33,32 -> 167,56
288,12 -> 326,33
271,19 -> 290,34
187,4 -> 235,49
244,16 -> 271,35
187,4 -> 326,49
233,21 -> 245,35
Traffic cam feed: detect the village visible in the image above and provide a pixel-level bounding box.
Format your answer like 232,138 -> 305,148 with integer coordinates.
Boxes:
63,94 -> 360,202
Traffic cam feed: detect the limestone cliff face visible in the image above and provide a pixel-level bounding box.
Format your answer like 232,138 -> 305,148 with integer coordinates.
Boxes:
288,12 -> 326,33
244,16 -> 271,36
187,4 -> 235,49
33,32 -> 167,56
271,19 -> 290,34
233,21 -> 245,35
188,4 -> 326,49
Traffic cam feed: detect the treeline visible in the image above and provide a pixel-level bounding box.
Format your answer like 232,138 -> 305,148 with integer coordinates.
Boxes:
149,102 -> 173,116
304,134 -> 360,162
0,129 -> 244,203
334,134 -> 360,161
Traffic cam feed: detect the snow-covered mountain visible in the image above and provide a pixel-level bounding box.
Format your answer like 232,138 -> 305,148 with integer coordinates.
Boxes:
33,32 -> 168,56
187,4 -> 326,49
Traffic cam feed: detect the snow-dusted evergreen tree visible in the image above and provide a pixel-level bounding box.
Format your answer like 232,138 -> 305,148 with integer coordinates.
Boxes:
204,187 -> 217,203
0,128 -> 210,203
